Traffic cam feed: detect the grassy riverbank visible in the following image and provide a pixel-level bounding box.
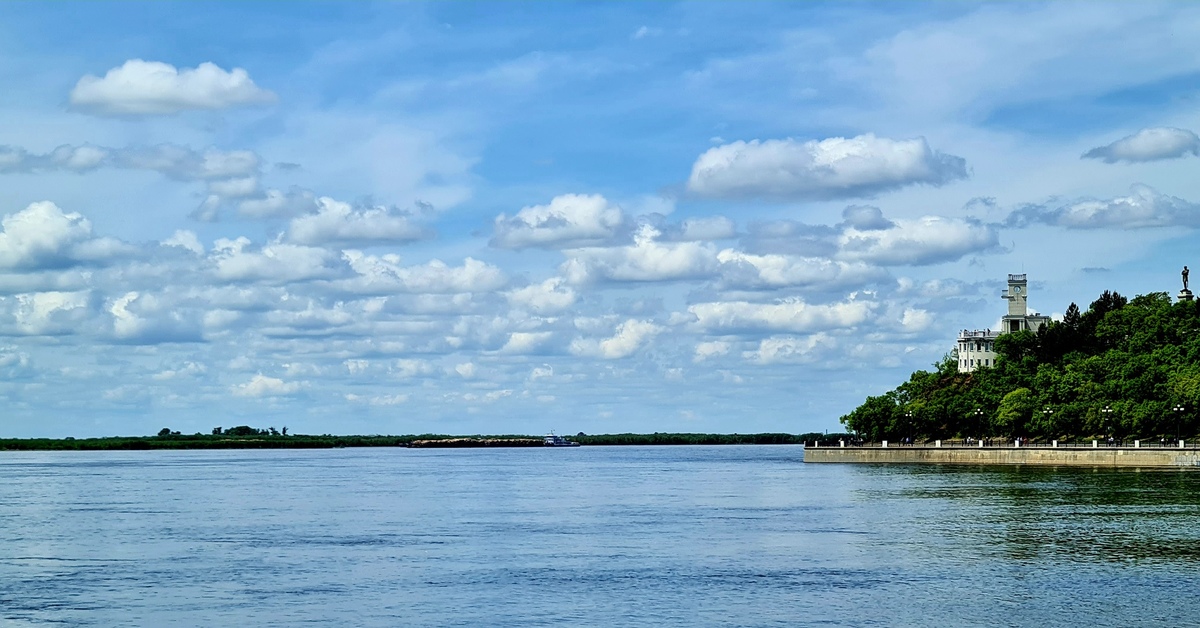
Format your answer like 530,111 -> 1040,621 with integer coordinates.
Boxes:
0,431 -> 850,451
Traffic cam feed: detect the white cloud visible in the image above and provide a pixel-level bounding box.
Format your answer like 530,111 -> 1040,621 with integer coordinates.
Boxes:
746,334 -> 838,364
1083,127 -> 1200,163
288,197 -> 424,245
346,393 -> 409,406
161,230 -> 205,256
238,188 -> 319,218
212,238 -> 340,283
529,365 -> 554,381
50,145 -> 110,171
12,291 -> 90,335
570,319 -> 663,359
70,59 -> 276,116
1004,184 -> 1200,230
231,374 -> 303,398
506,277 -> 576,313
0,202 -> 128,270
393,359 -> 436,378
455,362 -> 476,378
340,252 -> 506,294
632,26 -> 664,39
687,298 -> 873,333
693,340 -> 731,362
686,134 -> 967,200
108,291 -> 202,344
672,216 -> 736,241
206,176 -> 259,199
491,194 -> 624,249
836,216 -> 997,266
716,250 -> 883,289
152,361 -> 207,381
118,144 -> 260,181
499,331 -> 554,354
561,224 -> 718,283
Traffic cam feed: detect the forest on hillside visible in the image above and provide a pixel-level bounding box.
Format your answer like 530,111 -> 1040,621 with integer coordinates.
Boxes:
840,290 -> 1200,442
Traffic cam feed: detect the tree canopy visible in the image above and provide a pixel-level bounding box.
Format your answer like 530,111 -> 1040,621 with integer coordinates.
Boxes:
840,290 -> 1200,442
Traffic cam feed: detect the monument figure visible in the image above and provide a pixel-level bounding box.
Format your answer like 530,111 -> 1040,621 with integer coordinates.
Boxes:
1184,266 -> 1190,291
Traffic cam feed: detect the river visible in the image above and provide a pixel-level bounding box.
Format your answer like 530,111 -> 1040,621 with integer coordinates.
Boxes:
2,446 -> 1199,626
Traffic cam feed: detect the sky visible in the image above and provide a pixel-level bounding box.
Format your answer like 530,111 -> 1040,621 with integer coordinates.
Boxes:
1,1 -> 1199,438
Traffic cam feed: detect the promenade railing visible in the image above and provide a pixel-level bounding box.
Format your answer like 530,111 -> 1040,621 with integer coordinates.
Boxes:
805,439 -> 1200,450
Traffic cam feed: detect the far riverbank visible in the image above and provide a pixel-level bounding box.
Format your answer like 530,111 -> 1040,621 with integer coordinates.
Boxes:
0,431 -> 847,451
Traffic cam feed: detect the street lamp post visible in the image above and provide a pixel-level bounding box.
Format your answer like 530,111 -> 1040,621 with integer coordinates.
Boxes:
1102,405 -> 1114,446
973,408 -> 983,445
1041,406 -> 1053,446
905,411 -> 913,446
1174,404 -> 1186,444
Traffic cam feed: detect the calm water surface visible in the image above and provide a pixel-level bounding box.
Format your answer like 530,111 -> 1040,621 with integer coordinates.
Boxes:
2,446 -> 1200,626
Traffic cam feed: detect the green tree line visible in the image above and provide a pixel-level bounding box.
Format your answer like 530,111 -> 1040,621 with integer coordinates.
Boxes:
841,290 -> 1200,443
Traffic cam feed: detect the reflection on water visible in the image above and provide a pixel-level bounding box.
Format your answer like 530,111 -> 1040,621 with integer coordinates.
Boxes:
1,448 -> 1199,627
885,465 -> 1200,564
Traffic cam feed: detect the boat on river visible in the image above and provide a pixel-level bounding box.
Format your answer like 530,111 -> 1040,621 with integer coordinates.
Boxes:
543,432 -> 580,447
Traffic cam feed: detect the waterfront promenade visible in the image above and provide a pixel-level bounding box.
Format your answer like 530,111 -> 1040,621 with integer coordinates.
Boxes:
804,440 -> 1200,467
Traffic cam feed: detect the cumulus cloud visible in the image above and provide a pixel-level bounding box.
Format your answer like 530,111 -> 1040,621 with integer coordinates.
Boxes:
693,340 -> 731,362
0,143 -> 260,183
686,134 -> 968,200
715,251 -> 884,290
570,319 -> 663,359
836,215 -> 998,266
70,59 -> 276,116
118,144 -> 259,181
0,143 -> 264,216
560,224 -> 719,284
211,238 -> 340,283
287,198 -> 425,245
161,230 -> 205,256
686,298 -> 873,333
11,291 -> 91,335
238,188 -> 319,218
340,251 -> 506,294
498,331 -> 555,354
663,216 -> 737,241
1004,184 -> 1200,230
745,334 -> 838,364
491,194 -> 625,249
506,277 -> 576,313
738,206 -> 993,269
0,202 -> 129,270
108,291 -> 203,344
231,374 -> 303,398
345,393 -> 409,406
1083,127 -> 1200,163
455,362 -> 476,378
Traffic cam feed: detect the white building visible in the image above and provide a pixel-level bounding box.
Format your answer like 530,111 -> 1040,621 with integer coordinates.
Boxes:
957,274 -> 1052,373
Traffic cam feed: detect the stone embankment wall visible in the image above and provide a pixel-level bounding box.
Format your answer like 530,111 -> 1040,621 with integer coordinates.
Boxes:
804,446 -> 1200,467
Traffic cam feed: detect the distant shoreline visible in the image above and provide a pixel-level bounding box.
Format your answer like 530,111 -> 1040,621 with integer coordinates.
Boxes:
0,432 -> 838,451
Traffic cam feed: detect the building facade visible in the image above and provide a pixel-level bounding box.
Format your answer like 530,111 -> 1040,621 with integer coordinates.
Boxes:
956,274 -> 1052,373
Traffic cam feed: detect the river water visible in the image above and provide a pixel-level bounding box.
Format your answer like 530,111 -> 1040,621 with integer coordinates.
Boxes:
2,446 -> 1199,626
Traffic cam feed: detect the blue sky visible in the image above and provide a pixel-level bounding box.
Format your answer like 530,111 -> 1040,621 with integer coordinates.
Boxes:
2,1 -> 1199,438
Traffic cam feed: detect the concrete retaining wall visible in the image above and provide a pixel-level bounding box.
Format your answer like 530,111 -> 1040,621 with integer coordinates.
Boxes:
804,446 -> 1200,467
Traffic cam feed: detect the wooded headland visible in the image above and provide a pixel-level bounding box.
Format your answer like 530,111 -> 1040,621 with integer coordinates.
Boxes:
840,289 -> 1200,444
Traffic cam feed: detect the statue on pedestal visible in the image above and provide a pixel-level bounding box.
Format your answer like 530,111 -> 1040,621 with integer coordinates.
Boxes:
1184,266 -> 1190,291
